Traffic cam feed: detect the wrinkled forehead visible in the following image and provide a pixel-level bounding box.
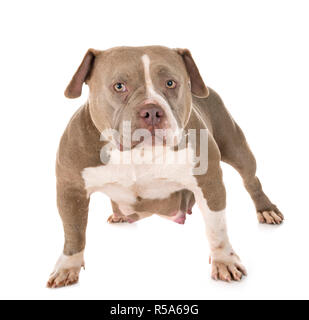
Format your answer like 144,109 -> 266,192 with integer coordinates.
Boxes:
93,46 -> 188,80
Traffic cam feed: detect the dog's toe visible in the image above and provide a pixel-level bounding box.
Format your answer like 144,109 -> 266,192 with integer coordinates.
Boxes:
211,261 -> 247,283
107,213 -> 129,223
47,269 -> 80,288
257,210 -> 284,225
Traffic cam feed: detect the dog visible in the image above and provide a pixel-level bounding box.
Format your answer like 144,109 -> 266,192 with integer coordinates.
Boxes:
47,46 -> 283,288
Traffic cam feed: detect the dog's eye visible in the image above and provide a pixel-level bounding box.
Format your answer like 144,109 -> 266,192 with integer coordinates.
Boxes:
166,80 -> 177,89
113,83 -> 127,92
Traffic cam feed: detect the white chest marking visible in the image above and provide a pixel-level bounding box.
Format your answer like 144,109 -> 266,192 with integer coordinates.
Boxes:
82,146 -> 199,213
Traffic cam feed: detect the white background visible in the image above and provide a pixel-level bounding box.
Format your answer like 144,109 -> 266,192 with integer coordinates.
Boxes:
0,0 -> 308,300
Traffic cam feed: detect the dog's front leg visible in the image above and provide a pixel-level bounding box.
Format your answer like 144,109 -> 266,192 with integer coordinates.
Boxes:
193,158 -> 247,282
47,181 -> 89,288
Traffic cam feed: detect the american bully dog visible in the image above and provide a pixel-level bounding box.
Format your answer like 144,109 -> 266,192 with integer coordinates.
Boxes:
47,46 -> 283,288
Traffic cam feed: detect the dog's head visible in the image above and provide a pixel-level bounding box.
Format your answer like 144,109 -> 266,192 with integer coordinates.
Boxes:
65,46 -> 208,148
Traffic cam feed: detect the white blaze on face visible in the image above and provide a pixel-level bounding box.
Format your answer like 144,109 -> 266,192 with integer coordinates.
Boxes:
141,54 -> 180,137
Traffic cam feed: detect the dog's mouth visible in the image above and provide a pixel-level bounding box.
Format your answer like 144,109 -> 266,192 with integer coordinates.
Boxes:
114,129 -> 170,151
109,106 -> 181,150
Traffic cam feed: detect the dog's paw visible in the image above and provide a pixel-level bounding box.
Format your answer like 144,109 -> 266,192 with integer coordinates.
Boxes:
47,268 -> 80,288
47,251 -> 84,289
211,260 -> 247,282
257,210 -> 284,225
107,213 -> 129,223
210,248 -> 247,282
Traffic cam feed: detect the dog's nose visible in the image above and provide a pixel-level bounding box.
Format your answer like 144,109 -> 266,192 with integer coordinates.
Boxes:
139,105 -> 165,126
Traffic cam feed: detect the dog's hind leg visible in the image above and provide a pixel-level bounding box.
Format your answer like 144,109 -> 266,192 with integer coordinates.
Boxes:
193,89 -> 283,224
219,122 -> 284,224
107,201 -> 130,223
199,89 -> 284,224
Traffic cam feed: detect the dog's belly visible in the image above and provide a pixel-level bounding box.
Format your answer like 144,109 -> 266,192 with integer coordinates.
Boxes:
102,180 -> 184,204
82,146 -> 198,216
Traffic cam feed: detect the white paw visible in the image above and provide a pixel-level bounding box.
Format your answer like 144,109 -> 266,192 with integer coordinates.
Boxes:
210,248 -> 247,282
47,251 -> 84,288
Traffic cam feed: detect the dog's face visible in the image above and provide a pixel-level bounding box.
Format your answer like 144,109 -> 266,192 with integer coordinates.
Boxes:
65,46 -> 208,148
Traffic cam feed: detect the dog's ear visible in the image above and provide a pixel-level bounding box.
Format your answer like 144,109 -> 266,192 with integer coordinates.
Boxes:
64,48 -> 100,99
176,48 -> 209,98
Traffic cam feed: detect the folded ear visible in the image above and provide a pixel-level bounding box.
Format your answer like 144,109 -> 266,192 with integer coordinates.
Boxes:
64,48 -> 100,99
176,48 -> 209,98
